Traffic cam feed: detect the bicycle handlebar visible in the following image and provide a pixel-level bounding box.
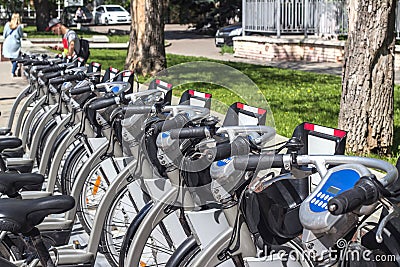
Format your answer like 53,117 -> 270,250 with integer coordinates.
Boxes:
232,154 -> 397,190
328,177 -> 380,215
122,105 -> 154,114
42,71 -> 62,81
216,125 -> 276,144
169,126 -> 210,139
296,155 -> 397,187
49,72 -> 86,85
41,64 -> 66,73
31,60 -> 50,66
88,97 -> 119,110
234,154 -> 284,171
163,105 -> 210,122
214,136 -> 251,161
70,85 -> 93,95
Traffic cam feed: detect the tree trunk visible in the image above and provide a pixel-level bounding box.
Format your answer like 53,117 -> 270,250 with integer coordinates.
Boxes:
34,0 -> 50,32
339,0 -> 396,154
125,0 -> 167,76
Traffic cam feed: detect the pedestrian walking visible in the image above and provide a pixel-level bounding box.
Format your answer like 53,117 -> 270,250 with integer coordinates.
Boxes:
2,13 -> 23,77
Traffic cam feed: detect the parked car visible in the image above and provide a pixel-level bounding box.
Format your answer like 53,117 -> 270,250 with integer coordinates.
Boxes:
61,6 -> 92,27
215,23 -> 242,47
94,5 -> 131,25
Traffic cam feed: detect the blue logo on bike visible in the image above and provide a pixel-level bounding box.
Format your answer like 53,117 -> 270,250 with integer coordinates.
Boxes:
161,131 -> 170,138
217,157 -> 232,166
112,86 -> 120,93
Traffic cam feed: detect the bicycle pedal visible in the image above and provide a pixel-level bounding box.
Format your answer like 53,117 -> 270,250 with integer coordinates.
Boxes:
72,240 -> 87,249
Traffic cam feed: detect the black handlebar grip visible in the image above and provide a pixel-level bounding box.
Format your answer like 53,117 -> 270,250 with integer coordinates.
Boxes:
70,85 -> 92,95
169,127 -> 209,139
122,106 -> 154,115
22,59 -> 36,66
34,65 -> 51,72
43,71 -> 62,80
234,154 -> 284,171
88,97 -> 118,110
31,60 -> 49,66
49,72 -> 86,85
41,65 -> 64,73
214,136 -> 250,161
49,76 -> 65,85
328,177 -> 379,215
16,57 -> 27,63
64,72 -> 86,82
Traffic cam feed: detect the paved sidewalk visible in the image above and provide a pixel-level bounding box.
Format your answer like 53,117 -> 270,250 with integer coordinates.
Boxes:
0,39 -> 53,127
0,62 -> 28,127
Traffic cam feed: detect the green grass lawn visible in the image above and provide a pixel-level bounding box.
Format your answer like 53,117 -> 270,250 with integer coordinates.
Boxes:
88,50 -> 400,161
89,48 -> 127,70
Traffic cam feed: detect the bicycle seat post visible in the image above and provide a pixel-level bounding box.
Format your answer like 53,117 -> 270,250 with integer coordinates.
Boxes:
26,227 -> 55,267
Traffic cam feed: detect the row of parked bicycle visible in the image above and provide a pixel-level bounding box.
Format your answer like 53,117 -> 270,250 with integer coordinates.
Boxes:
0,53 -> 398,267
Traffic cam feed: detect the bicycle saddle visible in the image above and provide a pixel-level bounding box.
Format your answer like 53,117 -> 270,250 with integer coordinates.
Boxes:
0,173 -> 44,197
0,257 -> 17,267
0,127 -> 11,136
0,137 -> 22,152
0,195 -> 75,234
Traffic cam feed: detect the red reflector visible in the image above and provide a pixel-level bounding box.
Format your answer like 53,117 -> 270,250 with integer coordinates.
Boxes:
334,129 -> 346,138
304,123 -> 315,131
257,108 -> 266,115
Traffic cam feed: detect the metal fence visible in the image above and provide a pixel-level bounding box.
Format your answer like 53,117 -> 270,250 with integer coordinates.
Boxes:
243,0 -> 400,37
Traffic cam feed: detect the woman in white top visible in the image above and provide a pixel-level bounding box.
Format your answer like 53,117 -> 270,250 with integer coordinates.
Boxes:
3,13 -> 23,77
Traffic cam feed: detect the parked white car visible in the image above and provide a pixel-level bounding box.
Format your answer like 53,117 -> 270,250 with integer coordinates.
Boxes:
94,5 -> 131,25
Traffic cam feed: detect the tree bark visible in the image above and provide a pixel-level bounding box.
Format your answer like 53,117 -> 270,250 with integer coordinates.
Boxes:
125,0 -> 167,76
34,0 -> 50,32
339,0 -> 396,154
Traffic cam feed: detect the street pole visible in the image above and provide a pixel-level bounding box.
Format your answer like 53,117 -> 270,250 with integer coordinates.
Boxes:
57,0 -> 61,19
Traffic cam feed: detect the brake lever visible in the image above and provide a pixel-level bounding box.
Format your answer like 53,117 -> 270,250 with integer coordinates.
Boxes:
376,197 -> 400,243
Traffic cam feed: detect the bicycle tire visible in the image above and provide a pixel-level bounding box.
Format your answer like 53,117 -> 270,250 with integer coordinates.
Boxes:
100,184 -> 147,267
53,130 -> 79,192
166,235 -> 200,267
0,235 -> 22,263
119,201 -> 154,267
36,118 -> 56,165
121,205 -> 192,267
60,143 -> 87,195
27,108 -> 45,148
